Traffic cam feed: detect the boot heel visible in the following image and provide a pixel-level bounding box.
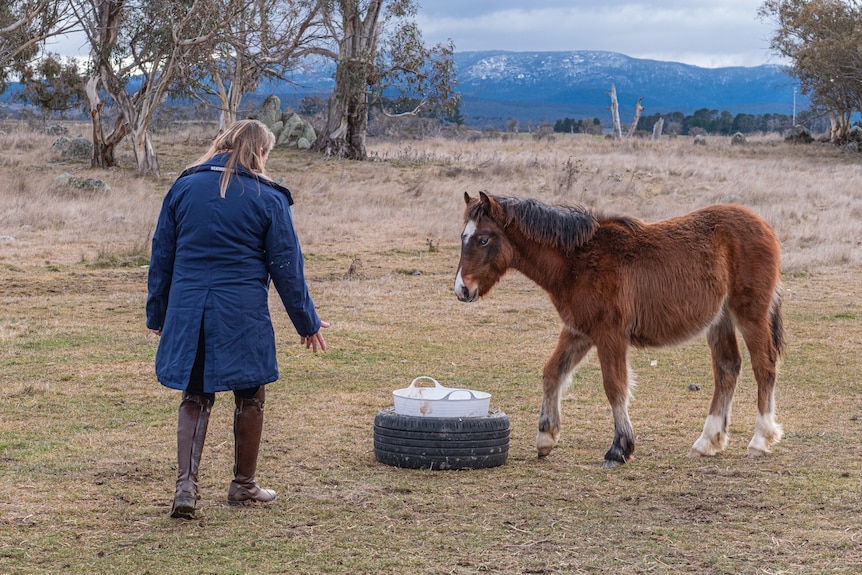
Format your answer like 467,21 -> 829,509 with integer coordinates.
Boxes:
228,481 -> 277,505
170,494 -> 197,519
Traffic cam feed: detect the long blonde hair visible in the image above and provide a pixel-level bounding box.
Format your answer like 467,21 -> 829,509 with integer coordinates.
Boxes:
190,119 -> 276,198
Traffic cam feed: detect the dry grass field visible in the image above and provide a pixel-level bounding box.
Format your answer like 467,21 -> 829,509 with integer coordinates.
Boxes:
1,122 -> 861,574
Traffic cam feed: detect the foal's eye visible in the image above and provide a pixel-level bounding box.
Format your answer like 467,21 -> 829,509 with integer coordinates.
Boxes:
478,237 -> 489,246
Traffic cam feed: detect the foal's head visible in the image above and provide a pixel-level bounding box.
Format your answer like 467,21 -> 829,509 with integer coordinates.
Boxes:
454,192 -> 600,302
454,192 -> 514,302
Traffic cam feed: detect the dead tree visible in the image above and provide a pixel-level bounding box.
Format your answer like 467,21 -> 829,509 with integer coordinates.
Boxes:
652,117 -> 664,140
627,97 -> 644,137
607,83 -> 622,140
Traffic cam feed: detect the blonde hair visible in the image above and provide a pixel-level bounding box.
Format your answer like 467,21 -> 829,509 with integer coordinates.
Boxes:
190,119 -> 276,198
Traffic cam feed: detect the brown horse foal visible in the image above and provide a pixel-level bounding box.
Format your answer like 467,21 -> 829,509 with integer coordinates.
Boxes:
454,192 -> 785,467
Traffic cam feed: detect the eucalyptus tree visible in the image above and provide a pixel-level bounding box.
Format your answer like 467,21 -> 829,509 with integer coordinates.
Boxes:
73,0 -> 232,175
312,0 -> 458,159
760,0 -> 862,142
16,52 -> 87,114
0,0 -> 77,94
192,0 -> 327,130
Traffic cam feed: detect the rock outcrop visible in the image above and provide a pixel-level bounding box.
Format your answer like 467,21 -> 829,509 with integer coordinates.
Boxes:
249,95 -> 316,150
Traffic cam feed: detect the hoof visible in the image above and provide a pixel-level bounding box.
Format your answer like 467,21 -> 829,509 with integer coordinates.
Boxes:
536,432 -> 558,458
746,446 -> 768,458
602,453 -> 631,468
687,449 -> 706,458
537,446 -> 553,458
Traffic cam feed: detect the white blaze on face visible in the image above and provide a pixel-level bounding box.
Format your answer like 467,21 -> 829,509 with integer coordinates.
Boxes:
454,220 -> 478,298
461,220 -> 477,245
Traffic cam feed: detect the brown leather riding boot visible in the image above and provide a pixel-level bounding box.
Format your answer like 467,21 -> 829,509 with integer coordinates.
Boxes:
170,392 -> 212,519
227,387 -> 277,506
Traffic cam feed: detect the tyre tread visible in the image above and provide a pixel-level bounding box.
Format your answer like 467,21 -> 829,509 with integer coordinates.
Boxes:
373,408 -> 510,470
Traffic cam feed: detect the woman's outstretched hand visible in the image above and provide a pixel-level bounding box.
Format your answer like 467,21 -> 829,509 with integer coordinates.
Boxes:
301,321 -> 330,353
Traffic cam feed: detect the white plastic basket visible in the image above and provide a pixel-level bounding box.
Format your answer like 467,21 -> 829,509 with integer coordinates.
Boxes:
392,376 -> 491,417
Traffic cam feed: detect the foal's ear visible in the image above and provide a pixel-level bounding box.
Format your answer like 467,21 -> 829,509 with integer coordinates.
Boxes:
464,191 -> 473,205
478,191 -> 505,221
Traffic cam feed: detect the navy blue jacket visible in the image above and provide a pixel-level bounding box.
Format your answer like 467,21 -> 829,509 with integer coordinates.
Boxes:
146,154 -> 320,392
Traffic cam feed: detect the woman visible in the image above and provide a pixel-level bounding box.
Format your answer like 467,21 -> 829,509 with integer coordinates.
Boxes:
146,119 -> 328,520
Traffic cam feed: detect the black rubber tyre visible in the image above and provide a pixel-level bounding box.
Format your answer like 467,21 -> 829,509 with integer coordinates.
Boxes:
373,407 -> 510,470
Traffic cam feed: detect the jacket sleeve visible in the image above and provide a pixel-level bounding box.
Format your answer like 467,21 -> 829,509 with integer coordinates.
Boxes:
146,188 -> 178,331
265,194 -> 321,337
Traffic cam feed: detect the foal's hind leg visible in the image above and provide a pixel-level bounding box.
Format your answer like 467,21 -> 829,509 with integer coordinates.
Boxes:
690,308 -> 741,457
738,316 -> 784,456
536,328 -> 592,457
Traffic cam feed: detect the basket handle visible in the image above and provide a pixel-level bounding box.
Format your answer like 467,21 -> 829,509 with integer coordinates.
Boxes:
439,389 -> 478,401
409,376 -> 443,389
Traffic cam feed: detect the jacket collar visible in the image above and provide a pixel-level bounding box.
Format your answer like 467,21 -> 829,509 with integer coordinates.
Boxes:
177,154 -> 294,205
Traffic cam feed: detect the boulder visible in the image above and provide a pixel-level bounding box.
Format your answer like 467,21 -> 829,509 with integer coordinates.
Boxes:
249,95 -> 283,128
785,125 -> 813,144
51,136 -> 71,153
249,96 -> 317,150
52,136 -> 94,159
52,172 -> 110,193
275,112 -> 316,149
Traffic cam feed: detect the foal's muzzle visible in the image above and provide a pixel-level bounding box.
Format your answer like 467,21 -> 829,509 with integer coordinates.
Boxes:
456,284 -> 477,302
453,270 -> 478,302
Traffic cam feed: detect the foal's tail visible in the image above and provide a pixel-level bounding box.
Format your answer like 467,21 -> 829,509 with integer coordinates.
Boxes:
771,287 -> 786,358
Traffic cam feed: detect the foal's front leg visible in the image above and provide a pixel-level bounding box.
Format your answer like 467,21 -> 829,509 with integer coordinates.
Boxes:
537,328 -> 592,457
595,340 -> 634,467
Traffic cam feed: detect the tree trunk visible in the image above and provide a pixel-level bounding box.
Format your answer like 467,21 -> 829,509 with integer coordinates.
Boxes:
108,75 -> 161,177
829,110 -> 851,144
313,0 -> 383,160
85,75 -> 126,169
214,56 -> 244,131
131,126 -> 160,176
315,57 -> 370,159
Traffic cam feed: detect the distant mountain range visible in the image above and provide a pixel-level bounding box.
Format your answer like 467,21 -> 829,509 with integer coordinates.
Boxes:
272,50 -> 805,130
1,50 -> 805,130
451,51 -> 804,129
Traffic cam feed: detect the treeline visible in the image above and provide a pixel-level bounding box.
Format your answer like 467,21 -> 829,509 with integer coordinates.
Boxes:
554,108 -> 831,136
636,109 -> 796,135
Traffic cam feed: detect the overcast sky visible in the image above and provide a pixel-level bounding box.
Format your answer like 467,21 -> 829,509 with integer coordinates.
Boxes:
416,0 -> 781,68
47,1 -> 781,70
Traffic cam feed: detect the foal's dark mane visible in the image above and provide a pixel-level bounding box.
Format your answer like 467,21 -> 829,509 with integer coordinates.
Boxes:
471,195 -> 641,254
